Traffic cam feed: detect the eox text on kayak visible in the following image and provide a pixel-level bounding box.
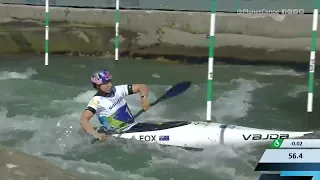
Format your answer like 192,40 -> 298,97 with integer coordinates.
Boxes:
139,135 -> 156,141
139,135 -> 170,142
242,134 -> 289,140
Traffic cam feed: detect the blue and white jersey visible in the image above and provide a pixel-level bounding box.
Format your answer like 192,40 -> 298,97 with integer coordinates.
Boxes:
86,85 -> 134,130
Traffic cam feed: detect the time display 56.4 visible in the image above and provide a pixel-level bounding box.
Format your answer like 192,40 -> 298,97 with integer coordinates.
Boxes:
288,152 -> 303,159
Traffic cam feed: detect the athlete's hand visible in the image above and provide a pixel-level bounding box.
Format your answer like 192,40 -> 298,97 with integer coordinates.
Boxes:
93,132 -> 107,142
141,97 -> 151,111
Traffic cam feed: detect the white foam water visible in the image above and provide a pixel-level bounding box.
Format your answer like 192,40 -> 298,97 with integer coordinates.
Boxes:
42,156 -> 160,180
0,76 -> 261,180
253,69 -> 306,77
152,73 -> 161,79
287,84 -> 308,98
0,68 -> 37,80
193,78 -> 271,123
134,143 -> 260,180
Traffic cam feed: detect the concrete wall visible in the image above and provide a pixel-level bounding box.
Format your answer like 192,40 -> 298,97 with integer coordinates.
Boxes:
0,4 -> 319,65
0,0 -> 314,13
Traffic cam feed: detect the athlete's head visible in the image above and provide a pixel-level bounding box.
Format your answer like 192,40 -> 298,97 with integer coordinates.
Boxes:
91,70 -> 113,93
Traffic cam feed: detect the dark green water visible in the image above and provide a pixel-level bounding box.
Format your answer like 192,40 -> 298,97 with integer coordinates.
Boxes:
0,54 -> 319,180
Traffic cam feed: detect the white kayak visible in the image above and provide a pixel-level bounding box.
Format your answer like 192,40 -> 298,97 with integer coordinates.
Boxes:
107,121 -> 313,149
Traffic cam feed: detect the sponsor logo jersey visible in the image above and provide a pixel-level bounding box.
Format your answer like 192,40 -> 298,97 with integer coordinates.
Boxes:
86,85 -> 134,130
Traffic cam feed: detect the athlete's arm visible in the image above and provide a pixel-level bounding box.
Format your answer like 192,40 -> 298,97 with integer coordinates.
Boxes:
117,84 -> 149,98
132,84 -> 149,98
80,109 -> 96,135
80,97 -> 100,136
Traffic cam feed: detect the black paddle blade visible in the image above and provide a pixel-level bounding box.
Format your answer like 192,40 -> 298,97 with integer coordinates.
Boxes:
165,81 -> 192,98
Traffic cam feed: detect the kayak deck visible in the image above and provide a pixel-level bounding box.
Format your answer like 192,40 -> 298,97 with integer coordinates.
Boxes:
124,121 -> 191,133
93,121 -> 312,148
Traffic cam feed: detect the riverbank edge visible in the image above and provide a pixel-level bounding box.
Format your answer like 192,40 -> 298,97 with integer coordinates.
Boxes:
0,4 -> 319,68
0,144 -> 77,180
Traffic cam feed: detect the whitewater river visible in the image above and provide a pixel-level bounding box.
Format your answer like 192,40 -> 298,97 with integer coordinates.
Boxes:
0,54 -> 319,180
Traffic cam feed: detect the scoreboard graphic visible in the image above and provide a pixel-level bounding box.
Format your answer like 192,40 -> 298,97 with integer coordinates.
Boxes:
255,139 -> 320,180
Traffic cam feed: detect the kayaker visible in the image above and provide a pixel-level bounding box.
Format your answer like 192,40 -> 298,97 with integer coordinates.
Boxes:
80,70 -> 151,142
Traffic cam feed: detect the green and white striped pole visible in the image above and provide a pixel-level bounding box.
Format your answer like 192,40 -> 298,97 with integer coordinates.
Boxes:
206,0 -> 216,121
115,0 -> 120,61
45,0 -> 49,65
307,0 -> 319,112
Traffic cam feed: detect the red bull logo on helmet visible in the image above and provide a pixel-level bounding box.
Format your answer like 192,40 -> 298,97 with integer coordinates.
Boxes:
104,71 -> 112,79
91,70 -> 112,85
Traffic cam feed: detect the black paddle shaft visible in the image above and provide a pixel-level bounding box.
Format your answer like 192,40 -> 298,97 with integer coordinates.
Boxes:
119,81 -> 191,128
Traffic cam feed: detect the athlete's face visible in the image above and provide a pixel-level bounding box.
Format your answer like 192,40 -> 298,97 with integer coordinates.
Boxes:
99,81 -> 112,93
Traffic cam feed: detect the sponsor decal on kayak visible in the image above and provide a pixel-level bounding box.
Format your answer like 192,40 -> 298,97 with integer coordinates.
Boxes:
242,134 -> 289,140
159,135 -> 169,141
139,135 -> 156,141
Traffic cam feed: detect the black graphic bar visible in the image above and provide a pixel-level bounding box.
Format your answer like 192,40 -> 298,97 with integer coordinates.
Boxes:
255,163 -> 320,171
259,174 -> 313,180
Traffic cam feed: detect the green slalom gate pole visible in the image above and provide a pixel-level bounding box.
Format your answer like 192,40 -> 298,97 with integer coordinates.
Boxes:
115,0 -> 120,61
45,0 -> 49,65
206,0 -> 216,121
307,0 -> 319,112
